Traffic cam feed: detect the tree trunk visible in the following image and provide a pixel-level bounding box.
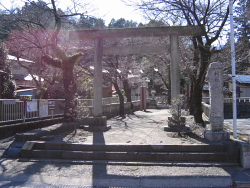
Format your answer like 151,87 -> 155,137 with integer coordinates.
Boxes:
123,79 -> 134,109
156,70 -> 171,104
168,68 -> 171,105
189,83 -> 194,115
63,63 -> 77,122
113,81 -> 124,116
123,79 -> 132,102
193,83 -> 204,125
190,43 -> 211,125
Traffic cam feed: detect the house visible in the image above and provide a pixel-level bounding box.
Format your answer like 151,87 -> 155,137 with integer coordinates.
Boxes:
229,75 -> 250,97
14,88 -> 38,99
7,55 -> 37,89
7,55 -> 40,98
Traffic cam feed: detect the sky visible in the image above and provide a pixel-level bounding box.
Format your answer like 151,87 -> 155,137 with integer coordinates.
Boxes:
91,0 -> 146,24
0,0 -> 147,25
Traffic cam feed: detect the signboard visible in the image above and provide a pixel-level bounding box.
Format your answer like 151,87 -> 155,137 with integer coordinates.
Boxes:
48,100 -> 56,110
27,101 -> 37,112
39,100 -> 48,118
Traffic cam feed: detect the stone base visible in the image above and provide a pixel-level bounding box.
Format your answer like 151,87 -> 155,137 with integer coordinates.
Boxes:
204,130 -> 230,142
80,116 -> 111,132
148,100 -> 157,109
87,116 -> 107,127
83,125 -> 111,132
164,126 -> 190,132
167,117 -> 186,127
164,117 -> 188,132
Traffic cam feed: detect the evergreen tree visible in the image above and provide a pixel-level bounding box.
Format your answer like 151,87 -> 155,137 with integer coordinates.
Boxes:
76,15 -> 105,29
108,18 -> 137,28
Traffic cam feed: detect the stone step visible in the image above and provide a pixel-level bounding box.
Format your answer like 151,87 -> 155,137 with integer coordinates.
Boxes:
27,149 -> 229,161
15,122 -> 76,141
21,141 -> 235,163
24,141 -> 227,152
19,158 -> 240,167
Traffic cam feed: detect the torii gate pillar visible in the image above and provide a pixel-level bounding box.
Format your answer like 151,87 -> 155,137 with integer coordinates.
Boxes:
93,38 -> 103,117
170,35 -> 180,104
84,38 -> 111,131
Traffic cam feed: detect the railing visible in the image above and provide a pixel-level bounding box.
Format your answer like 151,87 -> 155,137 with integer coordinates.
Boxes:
0,97 -> 140,123
224,97 -> 250,103
202,97 -> 250,104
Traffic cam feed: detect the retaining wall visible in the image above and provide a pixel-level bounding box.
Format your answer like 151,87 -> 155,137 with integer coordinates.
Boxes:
0,117 -> 64,139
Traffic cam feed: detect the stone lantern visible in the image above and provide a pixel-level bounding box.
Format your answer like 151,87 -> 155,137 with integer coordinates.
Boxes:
151,90 -> 156,100
148,90 -> 157,109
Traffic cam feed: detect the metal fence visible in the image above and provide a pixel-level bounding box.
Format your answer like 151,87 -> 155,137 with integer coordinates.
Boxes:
0,99 -> 65,123
0,97 -> 138,123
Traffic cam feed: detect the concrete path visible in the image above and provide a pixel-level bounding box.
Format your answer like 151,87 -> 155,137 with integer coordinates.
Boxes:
48,109 -> 207,146
0,109 -> 250,187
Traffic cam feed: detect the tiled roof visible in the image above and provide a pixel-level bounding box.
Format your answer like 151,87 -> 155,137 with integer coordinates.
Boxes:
235,75 -> 250,84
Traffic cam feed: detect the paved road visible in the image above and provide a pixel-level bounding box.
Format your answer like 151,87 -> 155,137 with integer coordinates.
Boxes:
0,157 -> 242,188
224,118 -> 250,136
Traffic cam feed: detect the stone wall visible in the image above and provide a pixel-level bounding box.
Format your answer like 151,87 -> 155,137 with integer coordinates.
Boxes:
77,101 -> 144,119
224,102 -> 250,119
202,102 -> 210,119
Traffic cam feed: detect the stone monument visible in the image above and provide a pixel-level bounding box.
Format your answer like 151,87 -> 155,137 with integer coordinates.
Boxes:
204,62 -> 229,141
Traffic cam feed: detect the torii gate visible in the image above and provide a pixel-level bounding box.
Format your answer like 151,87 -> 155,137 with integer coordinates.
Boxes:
70,26 -> 205,130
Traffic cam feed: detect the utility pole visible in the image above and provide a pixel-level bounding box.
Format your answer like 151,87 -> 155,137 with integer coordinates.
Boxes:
229,0 -> 237,139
